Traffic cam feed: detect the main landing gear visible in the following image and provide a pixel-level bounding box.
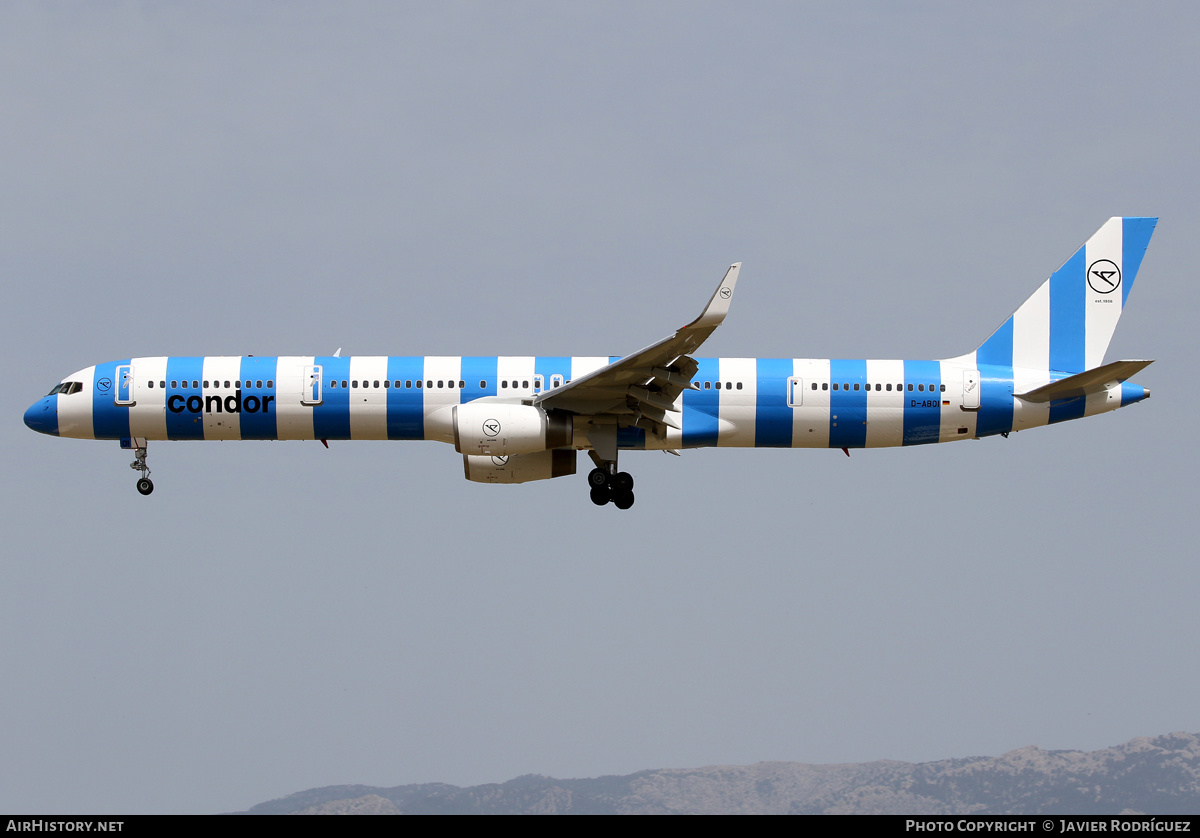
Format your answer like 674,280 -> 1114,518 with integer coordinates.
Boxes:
587,461 -> 635,510
130,443 -> 153,495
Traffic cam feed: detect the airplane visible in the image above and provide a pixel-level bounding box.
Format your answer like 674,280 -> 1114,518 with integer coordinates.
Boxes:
24,217 -> 1157,509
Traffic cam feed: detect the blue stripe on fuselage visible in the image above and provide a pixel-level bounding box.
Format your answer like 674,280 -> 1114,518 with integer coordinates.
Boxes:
902,360 -> 942,445
238,357 -> 278,440
682,357 -> 720,448
1048,395 -> 1086,424
535,356 -> 572,391
828,359 -> 867,449
755,358 -> 792,448
386,356 -> 425,440
1045,367 -> 1086,425
460,356 -> 497,404
164,357 -> 204,440
91,359 -> 132,440
975,364 -> 1014,438
313,356 -> 351,440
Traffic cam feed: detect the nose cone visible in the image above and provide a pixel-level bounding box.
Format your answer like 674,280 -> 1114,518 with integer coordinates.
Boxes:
24,398 -> 59,436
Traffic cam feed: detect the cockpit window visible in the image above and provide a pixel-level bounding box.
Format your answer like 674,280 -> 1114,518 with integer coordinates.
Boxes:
45,382 -> 83,396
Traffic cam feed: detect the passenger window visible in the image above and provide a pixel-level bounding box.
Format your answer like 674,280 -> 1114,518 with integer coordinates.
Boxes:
940,384 -> 946,392
822,383 -> 828,391
341,381 -> 347,388
736,382 -> 743,390
918,384 -> 924,392
480,380 -> 486,388
330,381 -> 338,388
832,383 -> 838,391
352,381 -> 358,388
148,381 -> 154,388
416,380 -> 422,388
501,381 -> 508,388
853,383 -> 860,391
811,382 -> 817,390
267,380 -> 273,388
907,384 -> 913,391
886,384 -> 892,391
704,381 -> 711,390
459,380 -> 466,389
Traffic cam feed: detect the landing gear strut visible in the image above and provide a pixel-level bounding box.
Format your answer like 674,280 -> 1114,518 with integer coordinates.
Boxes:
586,454 -> 635,509
130,443 -> 153,495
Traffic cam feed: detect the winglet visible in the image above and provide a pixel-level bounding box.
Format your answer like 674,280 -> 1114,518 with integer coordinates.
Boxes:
683,263 -> 740,330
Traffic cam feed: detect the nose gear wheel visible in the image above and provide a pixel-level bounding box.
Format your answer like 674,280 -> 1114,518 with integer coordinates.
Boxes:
129,443 -> 153,495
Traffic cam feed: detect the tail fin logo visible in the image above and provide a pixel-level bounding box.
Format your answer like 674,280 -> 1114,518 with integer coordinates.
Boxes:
1088,259 -> 1121,294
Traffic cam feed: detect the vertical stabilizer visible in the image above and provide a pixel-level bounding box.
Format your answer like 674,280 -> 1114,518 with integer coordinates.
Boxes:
969,217 -> 1157,373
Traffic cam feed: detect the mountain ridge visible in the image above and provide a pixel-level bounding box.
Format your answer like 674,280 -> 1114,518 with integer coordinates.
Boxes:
237,732 -> 1200,815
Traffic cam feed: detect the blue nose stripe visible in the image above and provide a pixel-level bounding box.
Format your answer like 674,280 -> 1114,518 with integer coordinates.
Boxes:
23,398 -> 59,436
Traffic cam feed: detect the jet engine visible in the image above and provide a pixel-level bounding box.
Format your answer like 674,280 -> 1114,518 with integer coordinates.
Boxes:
452,402 -> 572,456
462,449 -> 577,484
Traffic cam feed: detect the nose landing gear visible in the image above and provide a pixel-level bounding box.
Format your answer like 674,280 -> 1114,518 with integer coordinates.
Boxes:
129,442 -> 153,495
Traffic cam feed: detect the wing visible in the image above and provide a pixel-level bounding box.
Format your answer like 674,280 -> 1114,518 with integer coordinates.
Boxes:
534,263 -> 741,443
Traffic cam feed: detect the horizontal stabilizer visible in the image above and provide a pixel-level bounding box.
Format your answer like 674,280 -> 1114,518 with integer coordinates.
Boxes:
1016,360 -> 1153,403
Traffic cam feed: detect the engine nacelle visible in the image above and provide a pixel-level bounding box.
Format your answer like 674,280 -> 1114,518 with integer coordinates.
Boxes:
463,449 -> 577,484
452,402 -> 572,456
